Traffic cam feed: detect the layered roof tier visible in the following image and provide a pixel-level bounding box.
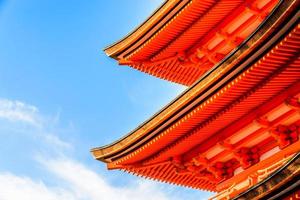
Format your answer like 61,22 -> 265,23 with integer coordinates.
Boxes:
94,0 -> 300,198
105,0 -> 281,85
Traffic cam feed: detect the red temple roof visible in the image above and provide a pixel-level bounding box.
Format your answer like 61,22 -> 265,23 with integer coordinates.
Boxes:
93,0 -> 300,198
105,0 -> 280,85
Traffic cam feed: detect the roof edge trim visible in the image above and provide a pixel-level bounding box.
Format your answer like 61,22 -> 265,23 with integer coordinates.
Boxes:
103,0 -> 184,58
92,0 -> 299,162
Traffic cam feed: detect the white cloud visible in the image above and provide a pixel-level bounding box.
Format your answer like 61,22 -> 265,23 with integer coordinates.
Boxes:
0,98 -> 71,149
0,158 -> 173,200
0,99 -> 41,127
0,99 -> 180,200
42,158 -> 172,200
0,172 -> 75,200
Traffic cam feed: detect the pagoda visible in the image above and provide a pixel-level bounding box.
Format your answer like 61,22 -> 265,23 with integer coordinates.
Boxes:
92,0 -> 300,199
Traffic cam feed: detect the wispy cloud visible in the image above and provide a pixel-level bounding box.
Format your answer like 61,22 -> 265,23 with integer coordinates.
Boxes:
41,158 -> 172,200
0,99 -> 190,200
0,99 -> 41,127
0,158 -> 173,200
0,98 -> 71,149
0,172 -> 75,200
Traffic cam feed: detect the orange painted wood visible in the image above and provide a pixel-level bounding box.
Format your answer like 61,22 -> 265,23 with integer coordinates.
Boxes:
97,0 -> 300,196
115,0 -> 280,85
103,23 -> 300,192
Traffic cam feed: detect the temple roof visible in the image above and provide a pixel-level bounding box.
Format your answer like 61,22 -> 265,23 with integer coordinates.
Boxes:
105,0 -> 281,85
93,0 -> 300,195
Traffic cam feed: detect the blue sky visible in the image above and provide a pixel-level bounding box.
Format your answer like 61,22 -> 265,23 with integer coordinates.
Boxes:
0,0 -> 212,199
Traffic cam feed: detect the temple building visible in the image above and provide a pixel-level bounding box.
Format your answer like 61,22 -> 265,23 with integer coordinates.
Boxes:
92,0 -> 300,199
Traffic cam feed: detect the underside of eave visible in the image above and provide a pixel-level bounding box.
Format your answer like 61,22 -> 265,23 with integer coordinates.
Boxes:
105,0 -> 284,86
92,0 -> 299,164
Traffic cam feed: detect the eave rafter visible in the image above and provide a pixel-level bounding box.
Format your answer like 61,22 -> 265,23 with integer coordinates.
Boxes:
134,23 -> 300,167
182,91 -> 300,166
110,0 -> 281,85
104,20 -> 299,191
93,0 -> 300,194
165,93 -> 300,184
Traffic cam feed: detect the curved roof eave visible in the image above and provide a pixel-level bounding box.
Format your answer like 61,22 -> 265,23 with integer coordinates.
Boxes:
92,0 -> 298,163
103,0 -> 184,59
